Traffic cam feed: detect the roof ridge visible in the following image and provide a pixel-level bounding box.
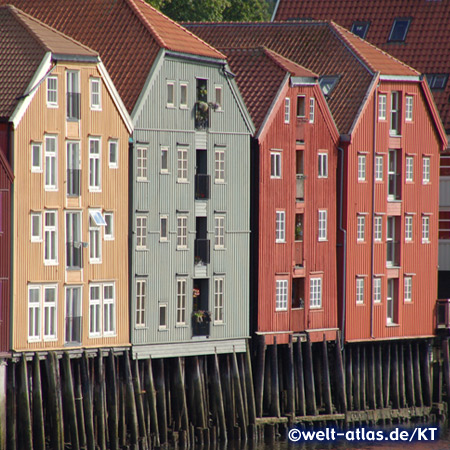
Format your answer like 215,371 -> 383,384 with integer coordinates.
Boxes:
263,47 -> 318,77
331,21 -> 420,76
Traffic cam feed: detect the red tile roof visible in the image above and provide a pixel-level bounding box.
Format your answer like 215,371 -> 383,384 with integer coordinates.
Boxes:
187,21 -> 416,134
0,5 -> 97,120
273,0 -> 450,132
0,0 -> 224,113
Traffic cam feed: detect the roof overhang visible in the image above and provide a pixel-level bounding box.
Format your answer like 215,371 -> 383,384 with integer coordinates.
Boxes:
291,76 -> 317,86
52,54 -> 99,63
165,50 -> 226,66
379,74 -> 420,82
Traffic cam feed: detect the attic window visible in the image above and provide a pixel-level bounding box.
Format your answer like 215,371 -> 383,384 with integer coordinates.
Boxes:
319,76 -> 339,96
426,74 -> 449,90
388,18 -> 411,42
351,21 -> 369,39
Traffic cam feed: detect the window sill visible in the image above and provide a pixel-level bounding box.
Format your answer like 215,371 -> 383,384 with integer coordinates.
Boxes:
89,260 -> 102,264
44,187 -> 58,192
47,104 -> 58,109
158,328 -> 169,332
136,248 -> 148,251
160,171 -> 170,175
177,247 -> 189,251
386,323 -> 400,328
214,246 -> 226,251
275,309 -> 288,312
31,168 -> 43,173
136,179 -> 150,183
177,180 -> 189,184
309,307 -> 323,311
175,324 -> 188,328
88,188 -> 102,193
44,261 -> 59,266
90,107 -> 102,112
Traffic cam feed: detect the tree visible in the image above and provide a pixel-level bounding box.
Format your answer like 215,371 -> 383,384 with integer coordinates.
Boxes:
223,0 -> 270,22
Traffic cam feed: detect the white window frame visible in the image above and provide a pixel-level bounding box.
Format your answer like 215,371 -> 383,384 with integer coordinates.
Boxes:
358,154 -> 366,181
103,283 -> 116,336
270,152 -> 282,178
215,216 -> 225,248
160,216 -> 168,242
404,276 -> 412,302
375,155 -> 383,181
161,146 -> 169,173
47,76 -> 58,107
390,91 -> 400,136
177,216 -> 188,249
45,135 -> 57,191
310,278 -> 322,309
89,284 -> 101,337
89,137 -> 101,191
378,94 -> 387,120
176,279 -> 186,325
318,209 -> 327,241
28,285 -> 41,342
44,210 -> 58,265
108,139 -> 118,169
423,156 -> 430,184
180,82 -> 188,109
284,97 -> 290,123
275,279 -> 288,311
43,285 -> 57,340
89,214 -> 102,263
405,215 -> 413,242
309,97 -> 315,123
318,152 -> 328,178
31,142 -> 43,172
90,77 -> 101,110
373,277 -> 381,303
104,212 -> 114,240
177,147 -> 188,182
405,95 -> 413,122
135,279 -> 146,328
136,215 -> 147,250
159,304 -> 168,330
356,278 -> 364,304
136,147 -> 148,181
167,81 -> 175,107
422,215 -> 430,243
214,277 -> 224,323
357,215 -> 366,242
214,147 -> 225,183
405,156 -> 414,182
89,282 -> 116,337
215,85 -> 223,111
275,211 -> 286,243
31,212 -> 42,242
374,215 -> 382,242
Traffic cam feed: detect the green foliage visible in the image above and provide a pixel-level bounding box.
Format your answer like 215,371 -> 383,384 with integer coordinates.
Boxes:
146,0 -> 272,22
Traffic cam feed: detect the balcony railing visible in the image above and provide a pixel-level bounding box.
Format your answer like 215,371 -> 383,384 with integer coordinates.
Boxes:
67,92 -> 80,120
66,242 -> 82,270
195,174 -> 211,200
65,316 -> 82,345
195,239 -> 210,265
192,314 -> 210,337
67,169 -> 81,197
296,174 -> 305,200
195,102 -> 210,130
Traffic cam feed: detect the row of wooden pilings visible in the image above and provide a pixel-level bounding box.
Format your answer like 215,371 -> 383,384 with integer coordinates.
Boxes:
4,336 -> 449,449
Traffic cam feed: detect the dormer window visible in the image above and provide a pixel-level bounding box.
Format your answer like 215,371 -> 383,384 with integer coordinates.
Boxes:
351,21 -> 369,39
319,76 -> 339,96
426,74 -> 449,90
388,18 -> 411,42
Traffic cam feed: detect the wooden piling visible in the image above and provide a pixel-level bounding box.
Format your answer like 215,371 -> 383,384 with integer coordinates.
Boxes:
422,341 -> 432,407
442,339 -> 450,408
286,337 -> 295,418
405,343 -> 416,407
254,334 -> 266,418
210,353 -> 227,442
61,353 -> 79,450
174,357 -> 190,440
32,354 -> 45,450
268,338 -> 280,417
232,350 -> 247,442
382,344 -> 391,408
80,352 -> 95,450
132,359 -> 148,448
124,351 -> 139,448
360,345 -> 366,411
303,336 -> 317,415
375,344 -> 384,409
398,344 -> 406,409
334,335 -> 347,414
45,352 -> 64,450
244,344 -> 257,426
352,345 -> 360,411
18,355 -> 32,449
390,344 -> 399,410
293,339 -> 306,417
238,353 -> 249,424
413,342 -> 423,407
143,358 -> 160,447
105,351 -> 118,450
153,358 -> 168,444
367,345 -> 376,410
321,336 -> 332,414
345,346 -> 353,411
6,361 -> 16,450
94,352 -> 106,450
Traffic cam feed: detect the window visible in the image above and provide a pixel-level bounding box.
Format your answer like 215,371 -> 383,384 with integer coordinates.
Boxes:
373,277 -> 381,303
47,76 -> 58,107
89,283 -> 116,337
66,70 -> 80,120
386,216 -> 400,267
374,215 -> 382,242
319,76 -> 339,96
89,285 -> 101,336
318,210 -> 327,241
136,215 -> 147,249
296,96 -> 305,117
159,304 -> 167,329
426,74 -> 449,90
389,18 -> 411,42
109,140 -> 118,168
28,286 -> 41,341
28,285 -> 57,341
177,147 -> 188,181
44,211 -> 57,264
405,215 -> 413,242
310,278 -> 322,309
404,276 -> 412,302
31,212 -> 42,242
45,136 -> 57,190
275,280 -> 288,311
358,154 -> 366,181
161,146 -> 168,172
388,149 -> 401,200
386,278 -> 398,324
67,141 -> 80,197
89,214 -> 102,262
89,138 -> 101,191
276,211 -> 285,243
270,152 -> 281,178
378,94 -> 387,120
104,212 -> 114,240
215,216 -> 225,248
215,147 -> 225,182
41,286 -> 57,340
375,155 -> 383,181
65,286 -> 82,344
423,157 -> 430,184
318,153 -> 328,178
31,142 -> 42,172
422,215 -> 430,243
405,95 -> 413,121
177,216 -> 187,248
180,83 -> 188,108
284,98 -> 290,123
357,215 -> 365,242
406,156 -> 414,182
309,97 -> 315,123
439,210 -> 450,240
137,147 -> 148,181
103,284 -> 115,335
66,211 -> 82,270
356,278 -> 364,304
215,86 -> 222,110
90,78 -> 101,110
160,216 -> 168,241
351,21 -> 369,39
135,279 -> 146,327
176,279 -> 186,325
390,91 -> 400,135
167,81 -> 175,107
214,278 -> 224,323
